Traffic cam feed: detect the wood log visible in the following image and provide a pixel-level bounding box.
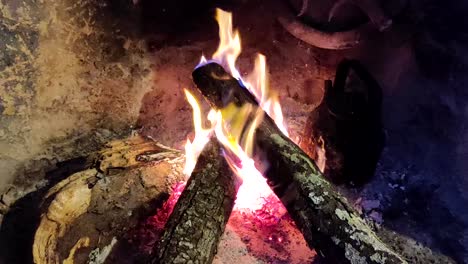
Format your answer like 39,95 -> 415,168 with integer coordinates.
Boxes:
28,135 -> 185,264
192,62 -> 454,264
152,139 -> 239,264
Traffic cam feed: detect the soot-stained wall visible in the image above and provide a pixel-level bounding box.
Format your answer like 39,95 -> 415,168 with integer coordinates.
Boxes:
0,0 -> 154,193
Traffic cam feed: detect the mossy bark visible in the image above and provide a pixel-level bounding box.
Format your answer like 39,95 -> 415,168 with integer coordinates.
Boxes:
192,63 -> 454,264
152,139 -> 239,264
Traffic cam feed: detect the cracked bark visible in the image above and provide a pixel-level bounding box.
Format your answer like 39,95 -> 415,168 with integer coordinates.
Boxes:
30,135 -> 186,264
191,62 -> 454,264
152,139 -> 239,264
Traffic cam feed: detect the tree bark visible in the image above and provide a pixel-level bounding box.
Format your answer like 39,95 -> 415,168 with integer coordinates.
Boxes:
152,139 -> 239,264
191,62 -> 454,264
30,135 -> 186,264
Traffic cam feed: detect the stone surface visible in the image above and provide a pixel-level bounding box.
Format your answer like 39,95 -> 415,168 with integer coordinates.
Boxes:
0,0 -> 152,192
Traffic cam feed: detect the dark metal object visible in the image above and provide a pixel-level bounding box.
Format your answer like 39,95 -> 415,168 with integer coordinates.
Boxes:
308,59 -> 385,186
278,13 -> 373,50
280,0 -> 405,49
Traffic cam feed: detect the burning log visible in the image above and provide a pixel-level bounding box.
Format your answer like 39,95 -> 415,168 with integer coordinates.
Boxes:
152,139 -> 239,264
192,62 -> 455,264
280,0 -> 394,50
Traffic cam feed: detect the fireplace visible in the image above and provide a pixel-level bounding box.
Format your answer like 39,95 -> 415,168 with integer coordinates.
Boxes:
1,0 -> 467,263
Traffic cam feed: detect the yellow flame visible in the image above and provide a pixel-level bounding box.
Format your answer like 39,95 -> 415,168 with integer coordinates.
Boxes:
184,9 -> 291,211
212,9 -> 242,80
242,108 -> 264,157
244,54 -> 268,103
183,89 -> 213,176
217,103 -> 264,161
244,54 -> 289,136
184,88 -> 270,210
210,105 -> 271,210
208,9 -> 288,136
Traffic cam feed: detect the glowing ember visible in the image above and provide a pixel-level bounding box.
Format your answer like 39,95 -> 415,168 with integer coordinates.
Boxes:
129,181 -> 186,254
184,8 -> 291,212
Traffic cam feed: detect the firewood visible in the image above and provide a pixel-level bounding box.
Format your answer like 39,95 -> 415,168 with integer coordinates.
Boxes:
192,62 -> 454,264
31,135 -> 185,264
152,139 -> 239,264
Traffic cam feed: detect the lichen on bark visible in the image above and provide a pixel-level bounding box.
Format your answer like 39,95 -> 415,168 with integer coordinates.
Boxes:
192,62 -> 455,264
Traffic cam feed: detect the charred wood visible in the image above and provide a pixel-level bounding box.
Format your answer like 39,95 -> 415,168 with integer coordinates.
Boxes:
192,62 -> 454,264
152,139 -> 239,264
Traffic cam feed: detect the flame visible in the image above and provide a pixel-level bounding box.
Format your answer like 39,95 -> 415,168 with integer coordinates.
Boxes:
211,104 -> 275,210
212,9 -> 242,80
185,9 -> 291,212
244,54 -> 289,136
198,9 -> 288,136
183,89 -> 213,176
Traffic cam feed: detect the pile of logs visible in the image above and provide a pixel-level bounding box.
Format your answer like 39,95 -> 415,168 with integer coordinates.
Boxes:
189,62 -> 454,264
24,62 -> 455,264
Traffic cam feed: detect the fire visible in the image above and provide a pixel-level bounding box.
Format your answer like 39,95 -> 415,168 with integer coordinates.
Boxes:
200,9 -> 288,135
212,9 -> 242,80
184,8 -> 290,211
244,54 -> 289,136
182,90 -> 213,176
212,105 -> 273,210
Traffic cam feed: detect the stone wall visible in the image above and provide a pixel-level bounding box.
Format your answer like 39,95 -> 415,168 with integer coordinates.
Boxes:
0,0 -> 153,192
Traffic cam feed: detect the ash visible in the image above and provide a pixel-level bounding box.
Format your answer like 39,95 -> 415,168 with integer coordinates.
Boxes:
129,183 -> 315,263
214,205 -> 315,264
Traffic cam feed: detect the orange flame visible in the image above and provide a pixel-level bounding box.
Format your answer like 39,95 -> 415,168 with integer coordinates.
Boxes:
199,9 -> 288,135
244,54 -> 289,136
183,89 -> 214,177
210,104 -> 273,210
185,8 -> 290,211
212,9 -> 242,80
